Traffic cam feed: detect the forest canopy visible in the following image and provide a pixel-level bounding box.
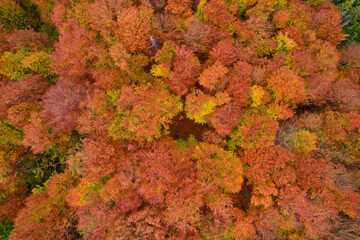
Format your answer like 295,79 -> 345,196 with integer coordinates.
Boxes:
0,0 -> 360,239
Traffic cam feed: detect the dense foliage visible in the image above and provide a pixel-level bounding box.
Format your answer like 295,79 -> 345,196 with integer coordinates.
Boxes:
0,0 -> 360,239
333,0 -> 360,42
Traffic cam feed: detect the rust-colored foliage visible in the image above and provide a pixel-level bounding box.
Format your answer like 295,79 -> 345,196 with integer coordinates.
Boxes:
68,136 -> 124,180
7,102 -> 41,129
0,74 -> 48,119
22,113 -> 52,153
51,20 -> 97,77
88,0 -> 131,37
313,40 -> 340,74
234,215 -> 258,240
116,7 -> 153,53
0,187 -> 27,220
166,0 -> 193,17
202,0 -> 235,30
100,174 -> 141,213
135,138 -> 196,205
77,88 -> 115,136
267,66 -> 306,106
341,43 -> 360,69
331,79 -> 360,112
226,76 -> 251,107
184,17 -> 228,54
5,28 -> 50,51
241,146 -> 293,185
209,39 -> 237,66
307,73 -> 334,103
208,103 -> 242,138
92,67 -> 128,91
153,13 -> 183,44
313,2 -> 346,45
199,61 -> 228,90
167,45 -> 201,95
292,49 -> 319,77
278,187 -> 339,239
272,9 -> 290,29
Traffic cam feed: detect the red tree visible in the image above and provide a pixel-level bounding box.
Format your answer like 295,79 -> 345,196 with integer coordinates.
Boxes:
42,78 -> 91,132
51,20 -> 97,77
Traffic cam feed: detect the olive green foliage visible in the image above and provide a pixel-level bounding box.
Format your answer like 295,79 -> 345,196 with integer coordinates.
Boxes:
0,219 -> 14,240
333,0 -> 360,42
0,121 -> 24,147
0,0 -> 42,30
0,50 -> 30,81
288,129 -> 318,153
176,134 -> 198,152
22,51 -> 54,78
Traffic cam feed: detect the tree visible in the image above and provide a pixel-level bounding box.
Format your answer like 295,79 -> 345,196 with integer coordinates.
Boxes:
109,80 -> 183,142
92,67 -> 128,91
166,0 -> 193,17
22,51 -> 54,78
292,49 -> 319,77
67,136 -> 123,181
42,78 -> 91,132
307,73 -> 334,103
277,126 -> 318,154
272,9 -> 291,29
184,17 -> 228,54
152,43 -> 201,95
2,0 -> 360,238
5,28 -> 50,52
153,13 -> 183,45
116,7 -> 153,53
8,102 -> 41,129
241,146 -> 293,185
229,110 -> 279,152
267,66 -> 306,106
88,0 -> 131,36
29,0 -> 55,28
192,142 -> 244,193
0,49 -> 30,81
334,0 -> 360,43
77,88 -> 115,137
313,40 -> 340,74
185,90 -> 220,124
100,174 -> 141,213
313,2 -> 346,45
22,113 -> 52,154
208,103 -> 243,138
167,45 -> 201,95
278,186 -> 340,239
135,138 -> 197,205
51,19 -> 97,77
340,43 -> 360,75
0,73 -> 48,125
331,79 -> 360,112
9,171 -> 77,240
202,0 -> 236,31
199,61 -> 229,90
209,39 -> 238,66
0,0 -> 43,30
226,76 -> 251,107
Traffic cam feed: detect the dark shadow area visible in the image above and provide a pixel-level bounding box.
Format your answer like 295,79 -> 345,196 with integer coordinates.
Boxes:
169,112 -> 212,141
230,178 -> 253,212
